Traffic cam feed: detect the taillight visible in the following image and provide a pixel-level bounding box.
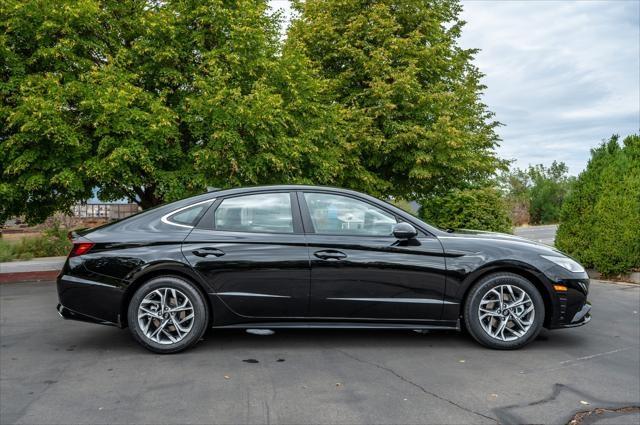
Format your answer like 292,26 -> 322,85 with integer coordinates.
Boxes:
69,242 -> 94,257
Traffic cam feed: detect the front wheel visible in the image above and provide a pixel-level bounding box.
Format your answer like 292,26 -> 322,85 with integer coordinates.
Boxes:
127,276 -> 209,354
464,272 -> 545,349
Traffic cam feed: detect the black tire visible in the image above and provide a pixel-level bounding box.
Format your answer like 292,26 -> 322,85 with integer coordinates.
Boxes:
463,272 -> 545,350
127,276 -> 209,354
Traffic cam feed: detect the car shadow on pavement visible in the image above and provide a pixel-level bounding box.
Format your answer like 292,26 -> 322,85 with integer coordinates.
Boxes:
57,324 -> 591,355
201,328 -> 470,351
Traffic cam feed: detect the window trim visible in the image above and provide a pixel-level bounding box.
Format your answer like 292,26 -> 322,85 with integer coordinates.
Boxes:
197,191 -> 301,235
298,191 -> 402,237
161,199 -> 215,229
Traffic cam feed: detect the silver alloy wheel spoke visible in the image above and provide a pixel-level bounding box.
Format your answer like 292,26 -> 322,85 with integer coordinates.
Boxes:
138,287 -> 195,345
477,284 -> 535,342
139,306 -> 161,319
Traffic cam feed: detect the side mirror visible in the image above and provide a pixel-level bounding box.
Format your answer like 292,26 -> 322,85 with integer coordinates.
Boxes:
393,222 -> 418,240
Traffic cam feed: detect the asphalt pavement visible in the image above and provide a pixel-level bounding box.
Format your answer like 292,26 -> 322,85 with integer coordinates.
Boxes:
514,225 -> 558,246
1,280 -> 639,424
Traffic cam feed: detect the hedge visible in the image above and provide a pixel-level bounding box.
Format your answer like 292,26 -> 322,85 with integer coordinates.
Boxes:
419,187 -> 513,234
555,134 -> 640,276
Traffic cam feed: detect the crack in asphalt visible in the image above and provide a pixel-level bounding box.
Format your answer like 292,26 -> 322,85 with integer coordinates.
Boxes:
335,349 -> 498,424
568,406 -> 640,425
492,383 -> 640,424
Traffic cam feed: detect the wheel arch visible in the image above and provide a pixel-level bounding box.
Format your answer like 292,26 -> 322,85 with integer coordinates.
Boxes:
458,264 -> 555,328
120,262 -> 212,328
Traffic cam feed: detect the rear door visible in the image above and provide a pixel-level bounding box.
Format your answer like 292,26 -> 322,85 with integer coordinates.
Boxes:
300,191 -> 447,321
182,191 -> 310,318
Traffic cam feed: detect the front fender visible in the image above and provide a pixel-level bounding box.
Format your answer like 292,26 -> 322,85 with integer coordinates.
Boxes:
442,258 -> 558,326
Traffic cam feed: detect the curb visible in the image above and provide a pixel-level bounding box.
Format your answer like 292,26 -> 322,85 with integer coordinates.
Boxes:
0,256 -> 65,283
0,270 -> 60,283
588,269 -> 640,285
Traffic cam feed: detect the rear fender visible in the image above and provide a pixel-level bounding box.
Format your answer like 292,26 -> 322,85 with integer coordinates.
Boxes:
120,261 -> 214,327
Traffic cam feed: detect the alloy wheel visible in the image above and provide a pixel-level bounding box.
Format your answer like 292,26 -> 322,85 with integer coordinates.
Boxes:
477,284 -> 535,341
137,288 -> 195,345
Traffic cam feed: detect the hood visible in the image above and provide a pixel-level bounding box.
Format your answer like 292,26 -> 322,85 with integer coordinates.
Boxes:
441,228 -> 562,253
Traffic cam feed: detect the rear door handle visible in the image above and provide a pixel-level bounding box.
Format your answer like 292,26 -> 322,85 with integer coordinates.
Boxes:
192,248 -> 225,257
314,250 -> 347,260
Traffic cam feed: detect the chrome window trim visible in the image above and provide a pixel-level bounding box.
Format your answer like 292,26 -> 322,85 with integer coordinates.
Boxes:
160,199 -> 215,229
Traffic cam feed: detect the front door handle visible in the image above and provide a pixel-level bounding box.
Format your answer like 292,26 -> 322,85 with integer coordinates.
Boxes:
314,250 -> 347,260
192,247 -> 225,258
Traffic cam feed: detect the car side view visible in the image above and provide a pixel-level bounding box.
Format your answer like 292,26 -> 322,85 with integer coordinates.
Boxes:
56,185 -> 591,353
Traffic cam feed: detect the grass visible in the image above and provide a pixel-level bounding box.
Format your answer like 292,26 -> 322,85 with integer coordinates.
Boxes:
0,225 -> 72,262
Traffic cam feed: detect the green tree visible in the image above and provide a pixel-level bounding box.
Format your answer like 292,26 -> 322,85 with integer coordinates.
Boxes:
556,134 -> 640,276
2,0 -> 505,224
1,0 -> 345,222
528,162 -> 575,224
499,161 -> 574,225
497,167 -> 530,225
419,187 -> 512,233
287,0 -> 505,199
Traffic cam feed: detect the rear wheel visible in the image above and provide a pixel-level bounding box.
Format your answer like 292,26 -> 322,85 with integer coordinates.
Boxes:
127,276 -> 208,354
464,272 -> 544,349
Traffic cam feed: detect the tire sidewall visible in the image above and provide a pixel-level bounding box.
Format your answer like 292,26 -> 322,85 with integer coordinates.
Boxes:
464,273 -> 545,349
127,276 -> 208,354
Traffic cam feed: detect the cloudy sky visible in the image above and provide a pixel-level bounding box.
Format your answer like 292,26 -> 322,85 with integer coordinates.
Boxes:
458,1 -> 639,174
270,0 -> 639,175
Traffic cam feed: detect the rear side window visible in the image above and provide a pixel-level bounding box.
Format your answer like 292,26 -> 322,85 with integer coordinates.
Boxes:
164,203 -> 209,227
214,193 -> 293,233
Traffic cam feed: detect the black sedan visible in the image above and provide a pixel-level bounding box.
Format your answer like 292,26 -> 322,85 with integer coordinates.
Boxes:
56,185 -> 591,353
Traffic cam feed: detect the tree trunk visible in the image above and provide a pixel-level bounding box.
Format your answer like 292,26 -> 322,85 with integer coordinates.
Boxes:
133,186 -> 163,210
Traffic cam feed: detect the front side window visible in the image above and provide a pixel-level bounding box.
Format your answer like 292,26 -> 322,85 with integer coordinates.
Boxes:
214,193 -> 293,233
304,193 -> 397,236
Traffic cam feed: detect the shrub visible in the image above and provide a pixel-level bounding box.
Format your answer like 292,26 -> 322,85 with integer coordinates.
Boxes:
390,199 -> 418,215
419,187 -> 512,234
556,134 -> 640,276
499,162 -> 574,225
0,239 -> 14,262
0,223 -> 71,261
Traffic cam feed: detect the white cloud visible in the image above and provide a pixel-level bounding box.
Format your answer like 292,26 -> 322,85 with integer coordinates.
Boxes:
459,0 -> 640,174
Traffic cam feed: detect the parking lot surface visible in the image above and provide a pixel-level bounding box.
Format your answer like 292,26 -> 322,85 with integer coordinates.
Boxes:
1,280 -> 639,424
514,225 -> 558,246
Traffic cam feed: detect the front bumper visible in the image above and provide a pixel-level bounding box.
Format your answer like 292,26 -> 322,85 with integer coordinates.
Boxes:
557,301 -> 591,328
540,263 -> 591,329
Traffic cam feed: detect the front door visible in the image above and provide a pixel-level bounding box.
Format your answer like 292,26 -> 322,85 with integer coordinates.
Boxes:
182,192 -> 309,318
300,191 -> 447,322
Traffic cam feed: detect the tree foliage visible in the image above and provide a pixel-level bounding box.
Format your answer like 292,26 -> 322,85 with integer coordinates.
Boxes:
556,134 -> 640,276
499,161 -> 574,225
419,187 -> 512,233
2,0 -> 504,223
287,0 -> 504,198
1,0 -> 345,222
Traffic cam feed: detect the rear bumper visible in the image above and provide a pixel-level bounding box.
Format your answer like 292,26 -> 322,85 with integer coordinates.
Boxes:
56,270 -> 124,326
57,303 -> 119,327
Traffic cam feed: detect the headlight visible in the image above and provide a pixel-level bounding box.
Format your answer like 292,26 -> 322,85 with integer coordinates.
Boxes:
541,255 -> 585,273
